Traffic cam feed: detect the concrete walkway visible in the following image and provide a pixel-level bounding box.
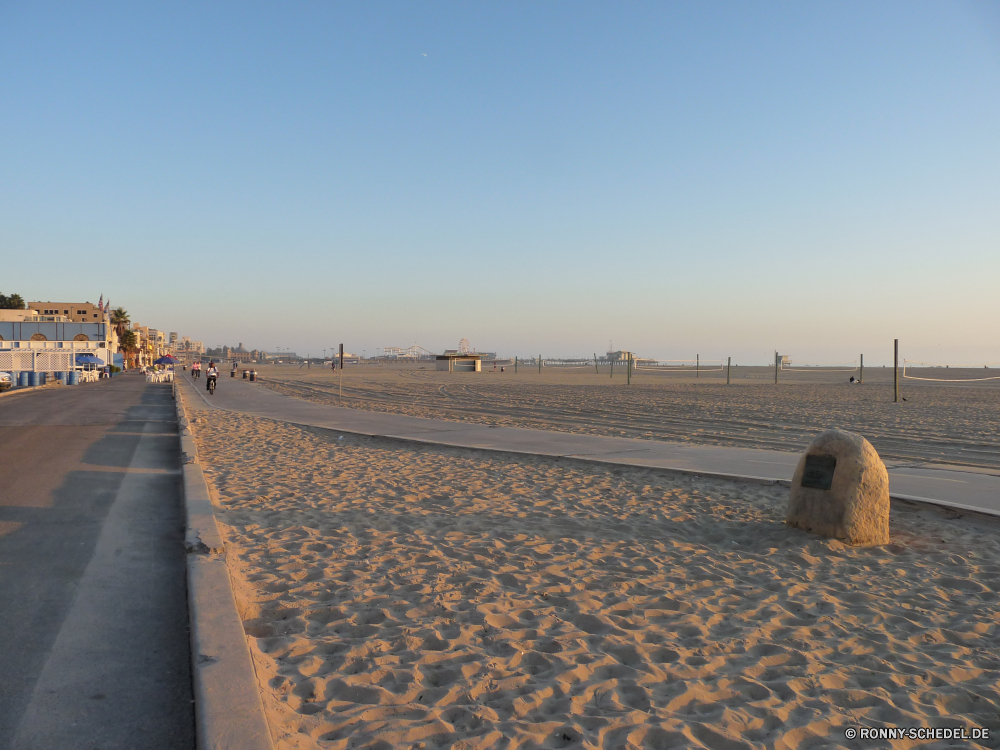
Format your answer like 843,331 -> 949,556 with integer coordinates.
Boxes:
0,375 -> 194,750
184,373 -> 1000,517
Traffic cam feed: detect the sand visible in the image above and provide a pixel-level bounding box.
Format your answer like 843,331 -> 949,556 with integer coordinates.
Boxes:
251,363 -> 1000,471
186,402 -> 1000,749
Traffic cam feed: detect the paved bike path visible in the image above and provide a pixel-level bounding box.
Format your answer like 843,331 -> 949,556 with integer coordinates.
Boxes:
183,373 -> 1000,517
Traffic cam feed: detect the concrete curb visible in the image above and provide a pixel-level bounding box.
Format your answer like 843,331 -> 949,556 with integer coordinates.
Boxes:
889,492 -> 1000,521
0,384 -> 55,399
173,383 -> 274,750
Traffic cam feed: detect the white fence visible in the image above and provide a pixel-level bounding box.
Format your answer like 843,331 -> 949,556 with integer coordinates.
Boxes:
0,350 -> 77,372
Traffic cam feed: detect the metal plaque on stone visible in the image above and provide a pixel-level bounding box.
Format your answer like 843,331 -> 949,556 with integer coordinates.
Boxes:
802,454 -> 837,490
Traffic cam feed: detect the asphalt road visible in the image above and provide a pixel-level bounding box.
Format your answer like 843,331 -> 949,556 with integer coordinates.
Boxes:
0,375 -> 194,750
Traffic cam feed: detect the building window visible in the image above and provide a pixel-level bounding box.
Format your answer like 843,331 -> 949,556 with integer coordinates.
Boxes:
64,310 -> 69,315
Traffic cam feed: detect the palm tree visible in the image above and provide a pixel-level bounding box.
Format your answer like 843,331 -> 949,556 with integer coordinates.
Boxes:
109,308 -> 130,366
110,307 -> 130,340
0,292 -> 25,309
119,330 -> 138,369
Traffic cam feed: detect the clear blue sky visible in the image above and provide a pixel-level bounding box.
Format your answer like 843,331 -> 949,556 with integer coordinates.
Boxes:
2,2 -> 998,364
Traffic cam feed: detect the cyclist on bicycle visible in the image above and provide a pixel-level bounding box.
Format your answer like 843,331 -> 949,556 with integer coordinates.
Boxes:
192,361 -> 201,379
206,362 -> 219,392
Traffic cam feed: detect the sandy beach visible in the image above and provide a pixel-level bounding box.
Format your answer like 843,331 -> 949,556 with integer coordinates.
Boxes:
187,402 -> 1000,749
252,363 -> 1000,471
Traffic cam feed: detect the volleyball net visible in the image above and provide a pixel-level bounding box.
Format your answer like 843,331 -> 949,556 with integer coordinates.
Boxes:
543,360 -> 597,369
634,359 -> 725,372
902,360 -> 1000,382
779,360 -> 859,373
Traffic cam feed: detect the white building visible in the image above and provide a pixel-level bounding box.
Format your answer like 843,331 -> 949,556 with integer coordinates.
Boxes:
0,315 -> 115,374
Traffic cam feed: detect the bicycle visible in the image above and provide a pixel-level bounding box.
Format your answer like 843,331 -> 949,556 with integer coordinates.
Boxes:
207,376 -> 216,395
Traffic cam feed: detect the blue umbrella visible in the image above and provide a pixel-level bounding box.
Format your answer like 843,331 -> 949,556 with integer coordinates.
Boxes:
76,354 -> 105,365
154,355 -> 178,365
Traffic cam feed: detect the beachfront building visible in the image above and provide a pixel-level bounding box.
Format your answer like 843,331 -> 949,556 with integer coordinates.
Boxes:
224,343 -> 254,363
0,313 -> 116,376
27,301 -> 106,323
179,337 -> 205,355
132,325 -> 150,367
605,350 -> 637,362
327,351 -> 362,365
0,309 -> 43,323
128,325 -> 167,367
436,353 -> 482,372
165,336 -> 206,365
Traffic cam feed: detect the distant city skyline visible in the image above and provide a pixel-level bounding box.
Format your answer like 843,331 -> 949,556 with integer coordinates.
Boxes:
2,2 -> 998,365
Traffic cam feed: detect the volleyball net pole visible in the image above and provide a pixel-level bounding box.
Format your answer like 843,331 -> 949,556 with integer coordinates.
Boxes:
727,356 -> 731,385
860,353 -> 864,384
894,339 -> 899,403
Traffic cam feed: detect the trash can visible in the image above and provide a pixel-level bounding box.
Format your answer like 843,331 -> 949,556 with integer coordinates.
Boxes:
242,370 -> 248,379
17,372 -> 28,387
249,370 -> 257,382
68,371 -> 79,385
28,372 -> 40,387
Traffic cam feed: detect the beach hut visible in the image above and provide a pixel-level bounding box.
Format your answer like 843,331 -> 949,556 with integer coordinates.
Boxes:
435,353 -> 482,372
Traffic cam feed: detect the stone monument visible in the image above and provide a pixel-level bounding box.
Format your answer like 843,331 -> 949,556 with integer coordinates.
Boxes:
786,428 -> 890,546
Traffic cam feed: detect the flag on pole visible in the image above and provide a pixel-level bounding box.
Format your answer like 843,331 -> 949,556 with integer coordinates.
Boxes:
98,294 -> 103,309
